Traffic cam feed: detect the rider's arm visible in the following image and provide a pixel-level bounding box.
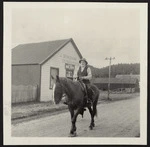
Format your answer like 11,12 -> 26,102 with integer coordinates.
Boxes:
73,67 -> 79,81
82,67 -> 92,80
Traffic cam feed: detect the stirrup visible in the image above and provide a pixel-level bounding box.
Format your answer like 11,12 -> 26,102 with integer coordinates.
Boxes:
63,101 -> 68,105
87,99 -> 92,105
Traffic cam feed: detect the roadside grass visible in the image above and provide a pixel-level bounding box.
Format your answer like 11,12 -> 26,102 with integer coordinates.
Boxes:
12,101 -> 67,120
99,91 -> 139,102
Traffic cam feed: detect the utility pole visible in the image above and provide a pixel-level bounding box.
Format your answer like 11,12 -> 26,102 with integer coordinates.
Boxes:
105,57 -> 115,100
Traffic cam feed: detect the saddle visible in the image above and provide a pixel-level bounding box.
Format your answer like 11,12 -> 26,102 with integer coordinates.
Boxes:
78,80 -> 87,95
79,81 -> 94,96
78,80 -> 95,117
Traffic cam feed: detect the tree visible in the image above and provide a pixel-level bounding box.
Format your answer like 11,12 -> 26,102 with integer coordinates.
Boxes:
90,63 -> 140,78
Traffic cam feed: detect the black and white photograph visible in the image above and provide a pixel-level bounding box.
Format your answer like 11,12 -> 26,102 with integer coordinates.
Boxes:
3,2 -> 147,145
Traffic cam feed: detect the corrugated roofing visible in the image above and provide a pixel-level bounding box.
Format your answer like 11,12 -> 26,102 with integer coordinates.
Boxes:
12,38 -> 82,65
93,78 -> 137,84
116,74 -> 140,81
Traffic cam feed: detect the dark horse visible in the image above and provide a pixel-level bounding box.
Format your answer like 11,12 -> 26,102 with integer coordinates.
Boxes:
52,75 -> 100,137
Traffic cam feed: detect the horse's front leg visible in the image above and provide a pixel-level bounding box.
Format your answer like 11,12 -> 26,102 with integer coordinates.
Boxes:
68,105 -> 76,136
69,107 -> 81,137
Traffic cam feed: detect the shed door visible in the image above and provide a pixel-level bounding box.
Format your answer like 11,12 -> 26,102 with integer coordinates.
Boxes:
50,67 -> 59,89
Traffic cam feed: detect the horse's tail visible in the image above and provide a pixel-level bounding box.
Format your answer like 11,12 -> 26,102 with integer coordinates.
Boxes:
93,101 -> 97,117
95,106 -> 98,117
93,93 -> 99,117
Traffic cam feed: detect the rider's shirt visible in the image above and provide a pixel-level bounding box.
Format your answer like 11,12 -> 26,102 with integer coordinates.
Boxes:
77,66 -> 92,84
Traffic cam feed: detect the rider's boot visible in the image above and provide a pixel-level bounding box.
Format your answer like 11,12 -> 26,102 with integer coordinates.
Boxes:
79,107 -> 86,118
85,88 -> 92,106
87,97 -> 92,106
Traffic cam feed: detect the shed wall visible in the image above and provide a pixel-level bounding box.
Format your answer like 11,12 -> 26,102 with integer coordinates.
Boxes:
40,42 -> 81,101
12,65 -> 41,101
94,83 -> 136,90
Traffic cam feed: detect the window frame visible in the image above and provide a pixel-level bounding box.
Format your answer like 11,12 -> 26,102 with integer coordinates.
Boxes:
65,63 -> 75,79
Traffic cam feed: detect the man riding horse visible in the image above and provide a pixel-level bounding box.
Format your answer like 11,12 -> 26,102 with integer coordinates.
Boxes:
64,58 -> 93,106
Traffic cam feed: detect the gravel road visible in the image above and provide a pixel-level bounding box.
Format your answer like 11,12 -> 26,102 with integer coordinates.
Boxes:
12,96 -> 140,137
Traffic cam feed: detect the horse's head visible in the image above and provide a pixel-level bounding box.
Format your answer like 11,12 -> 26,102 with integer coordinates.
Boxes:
52,75 -> 63,104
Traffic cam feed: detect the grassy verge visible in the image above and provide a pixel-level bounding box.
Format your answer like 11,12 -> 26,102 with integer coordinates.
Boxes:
99,92 -> 139,101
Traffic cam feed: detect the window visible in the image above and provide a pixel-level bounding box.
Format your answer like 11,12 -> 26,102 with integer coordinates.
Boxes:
65,63 -> 75,80
50,67 -> 59,89
66,70 -> 74,78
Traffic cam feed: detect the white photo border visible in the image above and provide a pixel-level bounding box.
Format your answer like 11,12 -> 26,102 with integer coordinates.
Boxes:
3,2 -> 148,145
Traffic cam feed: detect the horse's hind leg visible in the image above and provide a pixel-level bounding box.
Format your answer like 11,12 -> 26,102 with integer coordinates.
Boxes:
88,106 -> 95,130
90,98 -> 98,128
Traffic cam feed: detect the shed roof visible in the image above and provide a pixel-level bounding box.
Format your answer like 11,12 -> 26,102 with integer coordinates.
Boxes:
12,38 -> 82,65
116,74 -> 140,81
93,78 -> 137,84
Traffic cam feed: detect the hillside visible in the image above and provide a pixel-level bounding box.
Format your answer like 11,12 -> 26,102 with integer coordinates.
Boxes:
89,63 -> 140,78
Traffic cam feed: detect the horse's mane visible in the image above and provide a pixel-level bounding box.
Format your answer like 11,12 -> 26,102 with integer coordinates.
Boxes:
59,77 -> 99,96
59,77 -> 82,98
59,77 -> 79,87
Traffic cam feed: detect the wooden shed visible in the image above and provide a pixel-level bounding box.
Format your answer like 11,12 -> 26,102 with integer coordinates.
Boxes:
92,77 -> 139,92
12,38 -> 82,103
116,74 -> 140,82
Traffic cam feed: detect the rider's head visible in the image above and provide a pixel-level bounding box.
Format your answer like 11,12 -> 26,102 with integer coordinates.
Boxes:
79,58 -> 88,67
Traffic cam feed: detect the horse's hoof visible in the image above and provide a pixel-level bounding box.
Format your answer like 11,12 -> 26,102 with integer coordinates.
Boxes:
69,132 -> 77,137
92,123 -> 95,127
89,126 -> 93,130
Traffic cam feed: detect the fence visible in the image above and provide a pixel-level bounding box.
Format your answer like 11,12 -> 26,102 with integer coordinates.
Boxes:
12,85 -> 38,104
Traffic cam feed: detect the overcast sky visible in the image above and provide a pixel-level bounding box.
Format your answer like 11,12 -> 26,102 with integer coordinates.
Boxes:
11,3 -> 140,68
